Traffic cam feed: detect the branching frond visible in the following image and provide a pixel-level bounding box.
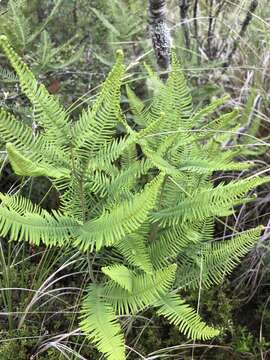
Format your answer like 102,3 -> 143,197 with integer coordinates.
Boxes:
0,39 -> 268,360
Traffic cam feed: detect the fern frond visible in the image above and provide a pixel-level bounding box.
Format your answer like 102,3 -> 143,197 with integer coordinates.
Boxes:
126,85 -> 146,127
190,96 -> 230,128
196,110 -> 239,140
72,50 -> 125,156
115,232 -> 153,273
141,142 -> 180,177
152,176 -> 270,226
102,264 -> 133,292
149,222 -> 207,269
75,173 -> 164,251
0,194 -> 80,246
87,137 -> 130,172
80,284 -> 125,360
103,264 -> 177,314
178,157 -> 252,174
0,36 -> 70,149
155,292 -> 219,340
108,159 -> 150,195
176,226 -> 263,289
6,143 -> 70,179
0,108 -> 66,164
166,50 -> 193,127
5,0 -> 30,48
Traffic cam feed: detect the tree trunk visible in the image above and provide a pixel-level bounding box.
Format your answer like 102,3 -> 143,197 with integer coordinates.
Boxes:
148,0 -> 171,78
179,0 -> 191,50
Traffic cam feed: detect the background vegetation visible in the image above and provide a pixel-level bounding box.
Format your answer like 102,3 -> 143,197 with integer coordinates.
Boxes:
0,0 -> 270,359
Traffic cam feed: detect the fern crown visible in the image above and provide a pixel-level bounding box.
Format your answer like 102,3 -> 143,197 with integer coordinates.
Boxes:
0,35 -> 268,360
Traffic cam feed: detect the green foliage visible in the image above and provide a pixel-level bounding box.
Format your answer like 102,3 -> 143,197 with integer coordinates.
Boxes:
0,37 -> 268,360
0,0 -> 80,74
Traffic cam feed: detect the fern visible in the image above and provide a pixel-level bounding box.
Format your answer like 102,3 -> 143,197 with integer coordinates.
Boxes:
0,38 -> 268,359
80,284 -> 125,360
155,292 -> 219,340
175,226 -> 264,289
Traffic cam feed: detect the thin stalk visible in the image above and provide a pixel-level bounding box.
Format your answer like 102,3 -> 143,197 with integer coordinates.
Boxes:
206,0 -> 214,59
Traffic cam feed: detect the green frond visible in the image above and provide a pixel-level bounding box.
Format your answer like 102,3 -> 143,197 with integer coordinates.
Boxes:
87,137 -> 130,172
167,50 -> 193,125
0,108 -> 66,164
136,112 -> 166,139
120,143 -> 138,169
102,264 -> 133,292
108,159 -> 150,195
72,50 -> 125,156
149,222 -> 204,269
0,194 -> 80,246
155,292 -> 219,340
80,284 -> 125,360
3,0 -> 30,48
0,67 -> 18,83
190,96 -> 230,128
152,176 -> 270,226
140,142 -> 180,177
115,232 -> 153,273
6,143 -> 70,179
0,36 -> 70,149
196,110 -> 239,140
176,226 -> 263,289
126,85 -> 146,127
75,173 -> 165,251
103,264 -> 177,314
178,157 -> 252,174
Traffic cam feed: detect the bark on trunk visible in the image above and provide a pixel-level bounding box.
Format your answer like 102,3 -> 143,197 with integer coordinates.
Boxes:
148,0 -> 171,78
179,0 -> 191,50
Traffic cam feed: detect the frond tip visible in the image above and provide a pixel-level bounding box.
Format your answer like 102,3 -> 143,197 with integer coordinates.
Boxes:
155,293 -> 220,340
80,284 -> 125,360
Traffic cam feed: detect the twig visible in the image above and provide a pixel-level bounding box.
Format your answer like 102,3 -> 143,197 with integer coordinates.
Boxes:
206,0 -> 214,59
